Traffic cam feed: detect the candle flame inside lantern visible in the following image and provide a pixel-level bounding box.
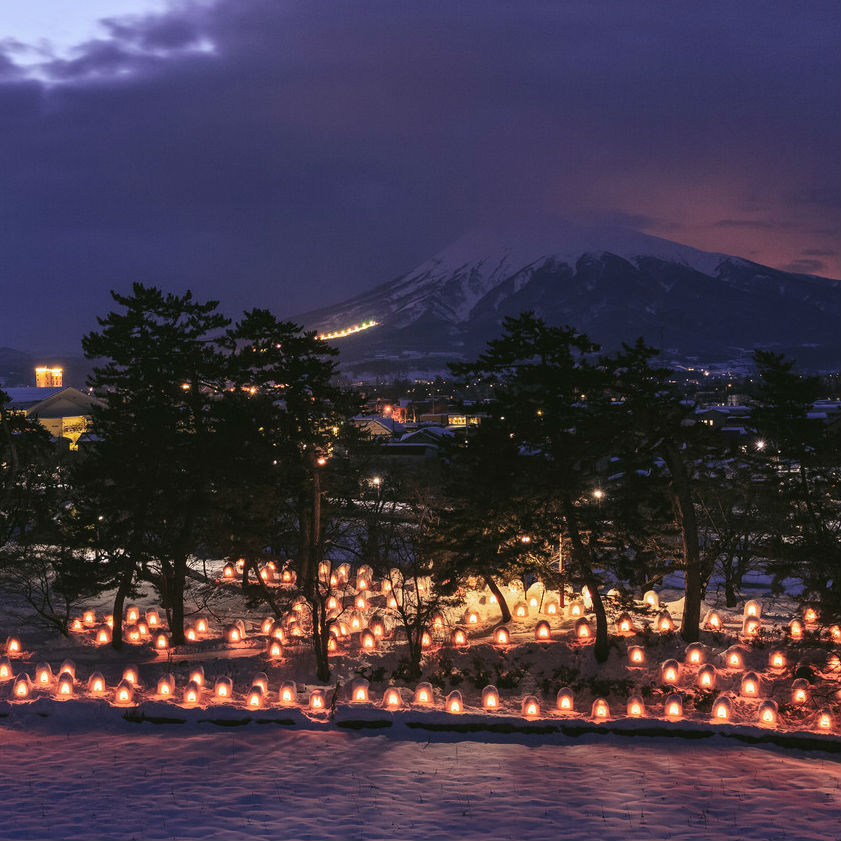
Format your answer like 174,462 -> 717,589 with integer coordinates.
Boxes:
715,703 -> 728,719
630,702 -> 642,717
804,607 -> 817,623
495,627 -> 510,645
467,612 -> 478,624
790,620 -> 802,639
8,639 -> 20,654
667,702 -> 681,717
594,701 -> 608,718
354,688 -> 367,702
771,652 -> 785,669
59,678 -> 72,696
385,690 -> 400,708
707,613 -> 721,630
818,713 -> 831,730
629,647 -> 644,664
421,631 -> 432,648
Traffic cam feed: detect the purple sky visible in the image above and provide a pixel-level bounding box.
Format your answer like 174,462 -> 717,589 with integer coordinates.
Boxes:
1,0 -> 838,354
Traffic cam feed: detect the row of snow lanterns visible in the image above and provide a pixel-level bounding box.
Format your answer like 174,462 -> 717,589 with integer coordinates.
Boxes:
221,558 -> 297,586
68,606 -> 215,650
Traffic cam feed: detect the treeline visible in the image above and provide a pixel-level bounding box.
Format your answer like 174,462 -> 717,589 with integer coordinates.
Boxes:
1,288 -> 838,680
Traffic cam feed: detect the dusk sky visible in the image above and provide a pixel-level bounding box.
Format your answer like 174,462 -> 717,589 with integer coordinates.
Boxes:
1,0 -> 838,354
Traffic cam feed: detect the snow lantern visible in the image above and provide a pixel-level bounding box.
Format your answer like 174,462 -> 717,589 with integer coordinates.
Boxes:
327,637 -> 338,653
574,617 -> 592,641
827,653 -> 841,671
803,606 -> 818,625
126,624 -> 143,644
616,613 -> 634,634
414,682 -> 434,705
432,614 -> 444,630
370,617 -> 386,638
544,600 -> 559,616
13,674 -> 31,699
387,596 -> 399,610
267,639 -> 283,658
661,659 -> 680,686
568,600 -> 584,618
336,562 -> 351,583
664,693 -> 683,719
318,561 -> 330,582
791,678 -> 809,705
259,565 -> 275,584
581,586 -> 593,608
769,650 -> 786,670
260,616 -> 275,634
493,625 -> 510,646
741,617 -> 761,638
513,602 -> 528,619
466,611 -> 479,625
105,615 -> 114,629
251,672 -> 268,694
743,600 -> 761,619
137,621 -> 150,638
214,677 -> 233,700
591,698 -> 610,720
235,558 -> 245,573
758,699 -> 778,727
383,688 -> 402,709
355,594 -> 367,611
482,685 -> 500,710
723,646 -> 745,670
287,620 -> 305,638
225,624 -> 244,644
156,674 -> 175,698
278,681 -> 296,705
5,636 -> 22,656
247,685 -> 263,708
222,562 -> 237,580
351,678 -> 369,703
114,680 -> 134,705
125,605 -> 140,623
557,687 -> 574,712
534,620 -> 551,640
360,629 -> 377,650
627,696 -> 645,717
817,711 -> 834,731
189,666 -> 205,687
450,627 -> 468,647
697,665 -> 717,689
740,672 -> 760,698
349,613 -> 363,632
122,666 -> 139,686
704,610 -> 722,631
326,596 -> 339,612
421,631 -> 432,648
711,696 -> 732,721
827,624 -> 841,642
642,590 -> 659,609
59,660 -> 75,679
71,618 -> 84,632
446,690 -> 463,714
309,689 -> 327,711
96,626 -> 112,646
185,626 -> 198,642
82,609 -> 96,626
269,622 -> 285,642
380,578 -> 392,595
0,656 -> 12,681
35,663 -> 53,688
656,611 -> 674,633
685,643 -> 706,665
521,695 -> 540,718
789,619 -> 803,640
146,610 -> 161,628
628,645 -> 645,666
154,633 -> 169,651
56,672 -> 74,698
88,672 -> 106,695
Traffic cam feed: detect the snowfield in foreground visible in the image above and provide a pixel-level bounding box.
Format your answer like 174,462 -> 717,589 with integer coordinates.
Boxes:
1,719 -> 839,841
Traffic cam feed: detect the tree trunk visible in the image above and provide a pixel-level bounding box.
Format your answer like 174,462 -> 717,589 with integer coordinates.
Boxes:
110,564 -> 134,650
170,553 -> 188,645
484,575 -> 511,623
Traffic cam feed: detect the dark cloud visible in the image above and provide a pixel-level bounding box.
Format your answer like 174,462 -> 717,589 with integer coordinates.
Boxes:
783,258 -> 826,274
0,0 -> 838,353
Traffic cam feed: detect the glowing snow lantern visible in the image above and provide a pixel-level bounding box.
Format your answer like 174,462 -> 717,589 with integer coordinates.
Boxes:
337,563 -> 351,583
71,618 -> 84,632
154,633 -> 169,651
789,619 -> 803,640
741,617 -> 761,638
247,685 -> 263,708
642,590 -> 659,609
94,625 -> 111,646
226,624 -> 243,644
656,611 -> 674,633
414,682 -> 434,705
278,681 -> 296,705
88,672 -> 106,695
146,610 -> 160,628
125,605 -> 140,624
185,626 -> 198,642
214,677 -> 232,700
557,687 -> 574,712
387,595 -> 398,610
685,643 -> 706,665
591,698 -> 610,720
420,630 -> 433,648
817,711 -> 833,731
309,689 -> 326,711
327,636 -> 339,653
59,659 -> 75,679
269,622 -> 285,642
616,613 -> 634,634
349,613 -> 363,632
13,674 -> 31,699
351,678 -> 369,703
318,561 -> 330,581
627,696 -> 645,717
223,563 -> 236,579
574,617 -> 592,641
193,617 -> 208,635
482,685 -> 500,709
769,650 -> 786,670
446,690 -> 463,714
804,606 -> 818,624
114,680 -> 134,705
121,666 -> 139,686
661,659 -> 680,686
740,671 -> 760,697
360,629 -> 377,650
0,656 -> 12,681
431,613 -> 444,630
57,672 -> 74,697
544,600 -> 559,616
126,624 -> 142,644
380,578 -> 392,595
235,558 -> 245,572
326,596 -> 339,611
370,617 -> 385,638
758,700 -> 778,726
137,621 -> 150,638
378,687 -> 400,709
513,602 -> 528,619
355,594 -> 367,611
330,574 -> 339,588
105,615 -> 114,629
628,645 -> 645,666
83,609 -> 96,626
466,611 -> 479,625
664,694 -> 683,719
827,653 -> 841,671
828,624 -> 841,642
249,672 -> 267,695
184,682 -> 202,704
35,663 -> 53,687
356,577 -> 369,592
156,674 -> 175,697
569,600 -> 584,618
791,678 -> 809,705
521,695 -> 540,718
723,646 -> 745,670
743,599 -> 762,619
712,696 -> 732,721
187,667 -> 204,688
535,620 -> 551,640
6,637 -> 22,656
450,627 -> 468,647
698,665 -> 716,689
704,610 -> 722,631
493,625 -> 510,646
267,639 -> 283,658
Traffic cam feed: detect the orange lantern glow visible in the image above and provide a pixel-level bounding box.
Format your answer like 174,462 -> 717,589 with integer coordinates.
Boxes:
451,627 -> 468,647
327,636 -> 338,653
804,606 -> 817,624
214,677 -> 232,699
628,645 -> 645,666
126,624 -> 142,644
616,613 -> 634,634
521,695 -> 540,718
361,630 -> 376,650
260,616 -> 274,634
59,659 -> 76,679
712,696 -> 731,721
414,682 -> 434,705
789,619 -> 803,640
744,600 -> 761,619
446,690 -> 463,714
187,666 -> 204,688
223,563 -> 236,579
250,672 -> 268,694
83,609 -> 96,626
125,605 -> 140,624
184,681 -> 202,705
493,625 -> 510,646
13,674 -> 31,699
769,650 -> 786,670
575,617 -> 592,640
698,665 -> 716,689
482,685 -> 500,709
226,624 -> 243,644
466,611 -> 479,625
0,656 -> 12,681
627,696 -> 645,717
828,624 -> 841,642
387,595 -> 398,610
35,663 -> 53,687
661,659 -> 680,685
105,614 -> 114,629
146,610 -> 160,627
267,640 -> 283,658
741,617 -> 761,638
724,646 -> 745,670
685,643 -> 706,665
247,686 -> 263,708
557,687 -> 574,712
6,636 -> 22,656
656,611 -> 674,633
136,621 -> 149,637
514,602 -> 528,619
185,627 -> 198,642
534,620 -> 551,640
355,595 -> 367,611
569,601 -> 583,618
88,672 -> 106,695
157,674 -> 175,697
383,688 -> 401,709
94,626 -> 111,646
309,689 -> 326,710
817,711 -> 833,731
740,671 -> 760,697
71,618 -> 84,632
791,678 -> 809,704
421,630 -> 432,648
194,617 -> 208,634
57,672 -> 74,697
544,600 -> 559,616
122,666 -> 139,686
664,694 -> 683,719
704,610 -> 722,631
327,596 -> 339,611
758,700 -> 778,726
349,613 -> 362,631
351,678 -> 369,703
592,698 -> 609,719
154,633 -> 169,650
278,681 -> 296,705
114,680 -> 134,705
370,617 -> 385,638
642,590 -> 659,609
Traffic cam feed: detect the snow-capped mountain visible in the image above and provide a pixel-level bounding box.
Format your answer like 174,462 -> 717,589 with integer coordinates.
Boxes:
299,220 -> 840,375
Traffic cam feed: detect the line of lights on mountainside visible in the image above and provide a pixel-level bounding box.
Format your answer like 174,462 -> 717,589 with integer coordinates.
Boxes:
317,320 -> 379,341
